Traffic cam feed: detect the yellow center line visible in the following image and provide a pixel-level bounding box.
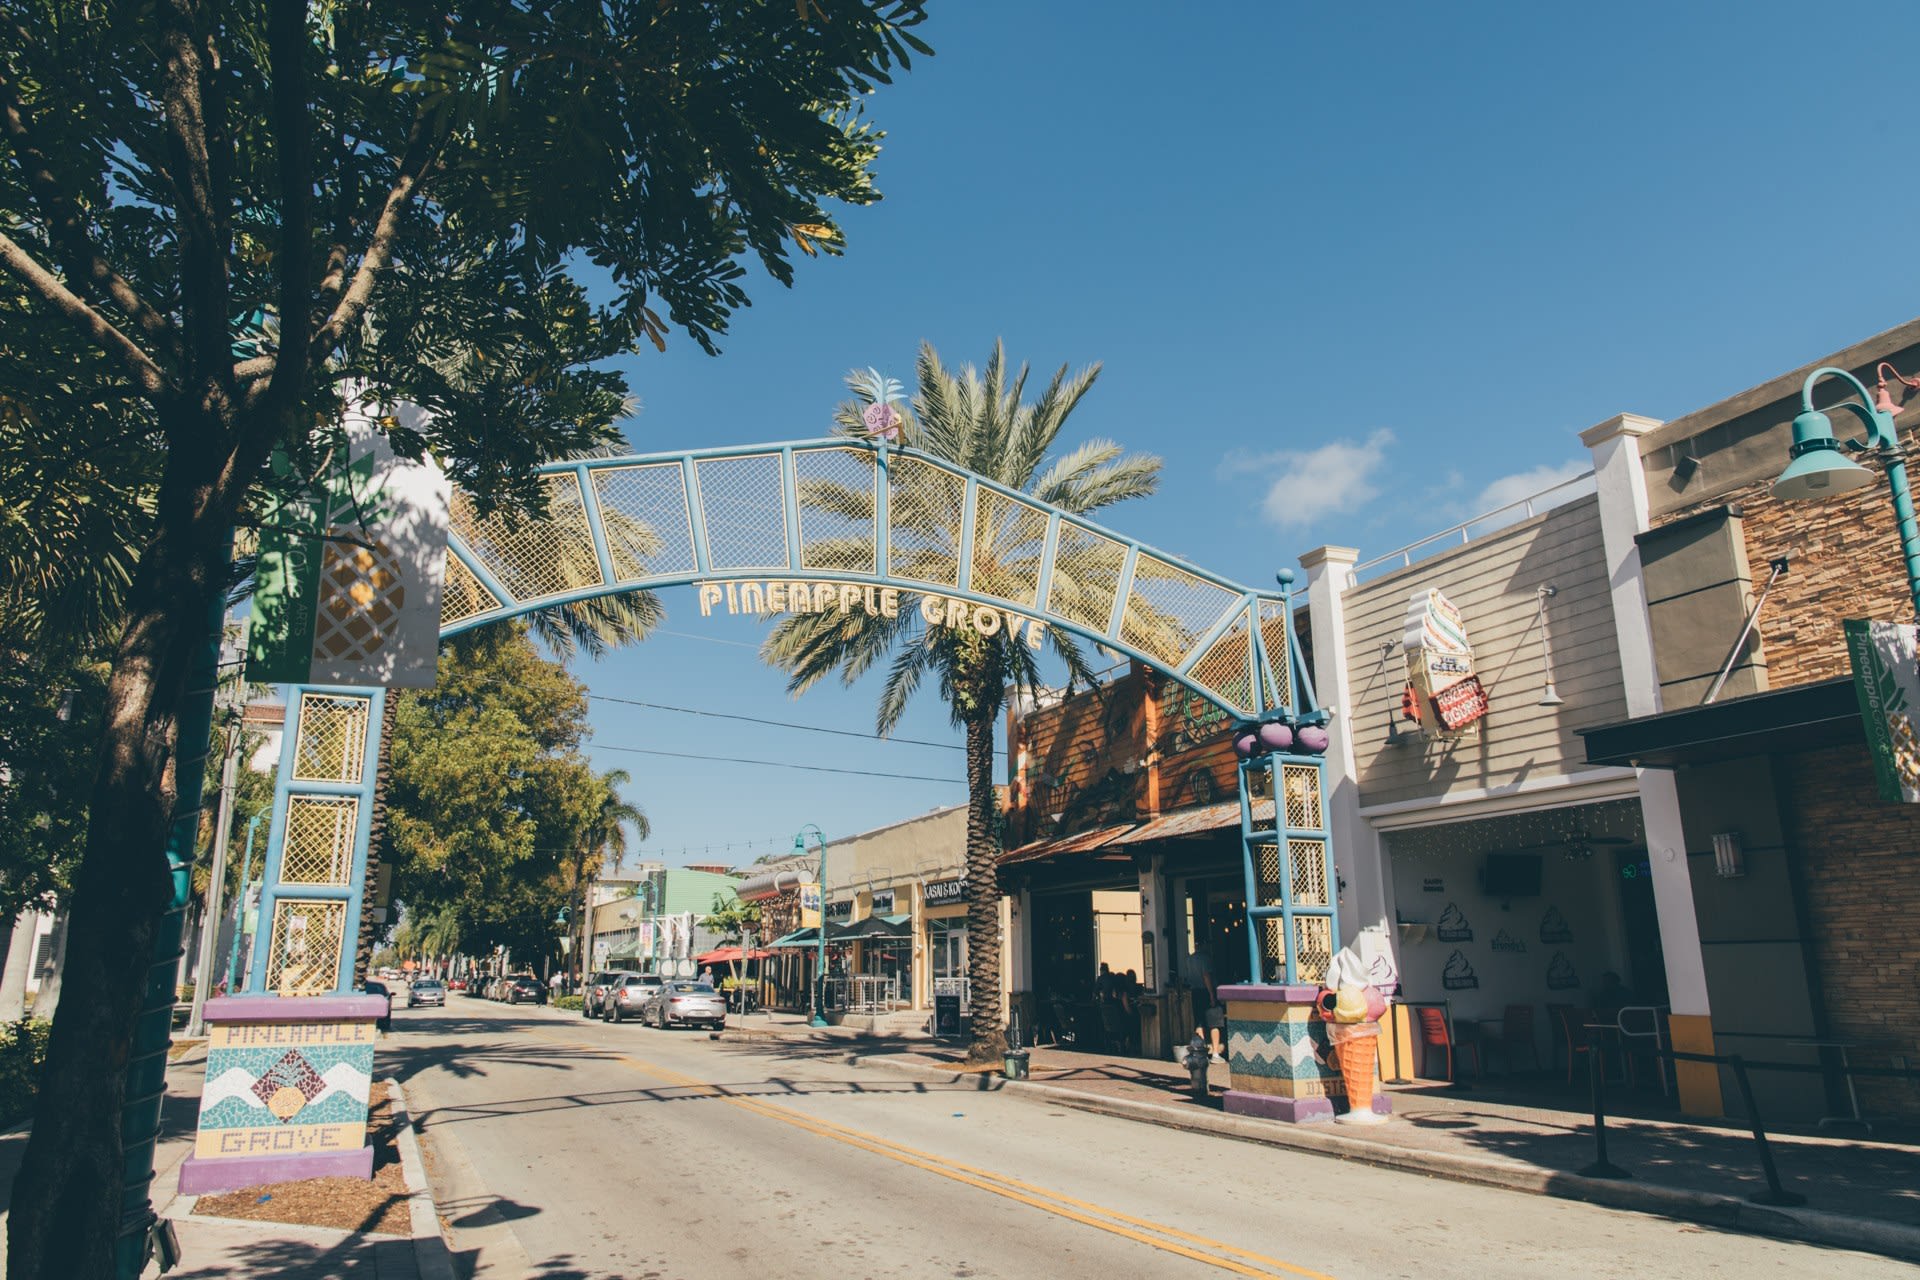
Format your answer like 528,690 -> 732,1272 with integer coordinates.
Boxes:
530,1029 -> 1335,1280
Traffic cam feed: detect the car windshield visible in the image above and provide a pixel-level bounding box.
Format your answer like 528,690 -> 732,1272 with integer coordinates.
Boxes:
412,981 -> 440,989
671,983 -> 717,995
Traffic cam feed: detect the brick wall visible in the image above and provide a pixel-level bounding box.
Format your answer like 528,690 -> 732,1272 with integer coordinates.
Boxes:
1664,476 -> 1914,688
1778,742 -> 1920,1118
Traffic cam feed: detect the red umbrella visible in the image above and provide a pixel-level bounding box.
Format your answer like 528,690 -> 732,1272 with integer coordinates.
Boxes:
695,945 -> 774,965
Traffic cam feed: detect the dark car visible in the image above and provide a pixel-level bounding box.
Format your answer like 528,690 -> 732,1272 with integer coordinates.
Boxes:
643,980 -> 726,1031
602,973 -> 665,1023
582,969 -> 626,1019
503,974 -> 545,1005
362,980 -> 394,1033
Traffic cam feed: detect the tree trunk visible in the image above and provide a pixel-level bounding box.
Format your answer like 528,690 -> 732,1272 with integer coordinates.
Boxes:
962,714 -> 1006,1063
7,430 -> 234,1280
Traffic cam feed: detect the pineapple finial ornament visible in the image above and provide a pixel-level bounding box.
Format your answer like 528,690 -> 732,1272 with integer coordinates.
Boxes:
850,367 -> 906,445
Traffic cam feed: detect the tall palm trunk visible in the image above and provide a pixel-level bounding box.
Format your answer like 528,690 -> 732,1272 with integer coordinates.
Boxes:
963,713 -> 1005,1063
8,424 -> 236,1280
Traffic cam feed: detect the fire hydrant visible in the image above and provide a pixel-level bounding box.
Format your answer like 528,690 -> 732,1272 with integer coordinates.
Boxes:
1184,1031 -> 1211,1102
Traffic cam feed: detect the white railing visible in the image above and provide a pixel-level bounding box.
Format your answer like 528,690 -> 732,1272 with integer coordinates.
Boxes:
1352,471 -> 1596,582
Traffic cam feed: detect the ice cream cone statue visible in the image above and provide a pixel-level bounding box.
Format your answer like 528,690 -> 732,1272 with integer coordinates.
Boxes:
1317,930 -> 1397,1125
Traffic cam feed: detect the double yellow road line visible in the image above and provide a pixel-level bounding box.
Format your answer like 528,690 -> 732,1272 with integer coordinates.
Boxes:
534,1029 -> 1334,1279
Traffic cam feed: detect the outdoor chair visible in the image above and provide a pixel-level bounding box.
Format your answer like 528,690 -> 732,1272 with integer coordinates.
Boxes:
1548,1003 -> 1596,1085
1416,1006 -> 1479,1082
1491,1004 -> 1542,1074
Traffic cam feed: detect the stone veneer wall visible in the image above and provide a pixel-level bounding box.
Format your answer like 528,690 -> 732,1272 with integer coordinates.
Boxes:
1662,479 -> 1915,689
1777,743 -> 1920,1119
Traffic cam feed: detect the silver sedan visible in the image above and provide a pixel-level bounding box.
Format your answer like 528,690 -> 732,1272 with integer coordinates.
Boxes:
643,980 -> 726,1030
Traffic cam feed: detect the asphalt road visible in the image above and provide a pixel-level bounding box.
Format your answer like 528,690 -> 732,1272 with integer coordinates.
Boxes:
383,997 -> 1904,1280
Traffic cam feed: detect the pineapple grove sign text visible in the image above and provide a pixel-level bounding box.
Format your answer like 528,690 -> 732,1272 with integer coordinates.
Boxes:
699,579 -> 1049,649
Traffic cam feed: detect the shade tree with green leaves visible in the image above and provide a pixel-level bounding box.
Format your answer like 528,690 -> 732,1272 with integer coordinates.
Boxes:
0,4 -> 928,1273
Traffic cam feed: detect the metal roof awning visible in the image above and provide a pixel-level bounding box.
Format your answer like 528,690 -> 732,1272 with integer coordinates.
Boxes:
1000,823 -> 1135,867
767,928 -> 819,948
1578,676 -> 1864,770
1105,800 -> 1251,845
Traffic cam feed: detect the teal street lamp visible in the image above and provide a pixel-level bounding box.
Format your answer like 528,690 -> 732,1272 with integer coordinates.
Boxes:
1772,365 -> 1920,621
224,813 -> 265,992
794,824 -> 830,1027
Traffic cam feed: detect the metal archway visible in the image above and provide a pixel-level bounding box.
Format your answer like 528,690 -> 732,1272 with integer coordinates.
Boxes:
438,439 -> 1305,722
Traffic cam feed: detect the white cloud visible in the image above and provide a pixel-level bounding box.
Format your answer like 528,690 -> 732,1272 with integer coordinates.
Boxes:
1459,454 -> 1597,514
1223,430 -> 1396,530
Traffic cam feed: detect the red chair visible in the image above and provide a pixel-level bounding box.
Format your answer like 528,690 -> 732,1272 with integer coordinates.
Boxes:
1492,1004 -> 1542,1074
1548,1003 -> 1591,1085
1416,1006 -> 1480,1082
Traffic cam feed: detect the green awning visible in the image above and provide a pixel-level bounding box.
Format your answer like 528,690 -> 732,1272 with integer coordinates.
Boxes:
768,928 -> 819,948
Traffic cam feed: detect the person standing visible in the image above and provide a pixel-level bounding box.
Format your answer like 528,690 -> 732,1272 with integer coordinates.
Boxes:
1188,947 -> 1224,1063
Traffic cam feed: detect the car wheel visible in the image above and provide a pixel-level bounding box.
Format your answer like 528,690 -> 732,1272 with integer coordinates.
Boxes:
612,1002 -> 625,1024
582,1002 -> 592,1019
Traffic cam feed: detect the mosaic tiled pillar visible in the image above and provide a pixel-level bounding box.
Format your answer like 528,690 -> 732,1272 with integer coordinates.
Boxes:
244,685 -> 385,996
1220,983 -> 1396,1124
176,994 -> 386,1193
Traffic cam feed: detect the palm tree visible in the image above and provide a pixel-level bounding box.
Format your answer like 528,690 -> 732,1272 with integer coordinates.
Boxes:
573,768 -> 649,976
763,341 -> 1160,1061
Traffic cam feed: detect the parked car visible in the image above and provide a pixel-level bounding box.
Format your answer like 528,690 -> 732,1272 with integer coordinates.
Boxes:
582,969 -> 626,1019
362,980 -> 394,1033
643,980 -> 726,1031
602,973 -> 665,1024
407,979 -> 446,1008
503,974 -> 545,1005
447,976 -> 468,992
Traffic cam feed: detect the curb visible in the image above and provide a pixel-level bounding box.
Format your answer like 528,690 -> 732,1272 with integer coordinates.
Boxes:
386,1076 -> 457,1280
792,1045 -> 1920,1265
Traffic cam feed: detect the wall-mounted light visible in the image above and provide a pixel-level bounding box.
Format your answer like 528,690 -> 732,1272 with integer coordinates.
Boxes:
1672,451 -> 1701,484
1537,585 -> 1564,707
1712,832 -> 1745,878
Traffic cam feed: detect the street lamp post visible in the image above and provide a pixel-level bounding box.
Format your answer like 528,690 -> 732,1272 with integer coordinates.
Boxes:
794,825 -> 829,1028
1772,364 -> 1920,621
224,813 -> 265,993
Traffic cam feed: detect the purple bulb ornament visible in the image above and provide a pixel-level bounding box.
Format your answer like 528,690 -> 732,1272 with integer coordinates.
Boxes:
1233,729 -> 1261,758
1296,724 -> 1330,755
1257,721 -> 1295,752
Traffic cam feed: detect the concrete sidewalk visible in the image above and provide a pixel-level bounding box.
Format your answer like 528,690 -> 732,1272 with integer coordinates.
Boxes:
0,1049 -> 454,1279
718,1016 -> 1920,1263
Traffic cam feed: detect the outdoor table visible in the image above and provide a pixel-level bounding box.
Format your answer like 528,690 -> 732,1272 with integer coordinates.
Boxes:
1791,1038 -> 1872,1133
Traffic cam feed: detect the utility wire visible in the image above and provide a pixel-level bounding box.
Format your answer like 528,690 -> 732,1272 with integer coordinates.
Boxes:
589,692 -> 1005,755
593,742 -> 963,784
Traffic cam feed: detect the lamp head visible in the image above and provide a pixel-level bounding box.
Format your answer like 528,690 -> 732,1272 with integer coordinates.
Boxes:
1772,409 -> 1874,501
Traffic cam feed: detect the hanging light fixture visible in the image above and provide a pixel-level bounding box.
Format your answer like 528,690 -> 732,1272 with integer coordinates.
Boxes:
1537,585 -> 1564,707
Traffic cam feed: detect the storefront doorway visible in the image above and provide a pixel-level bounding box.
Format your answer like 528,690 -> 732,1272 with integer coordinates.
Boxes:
1182,874 -> 1250,987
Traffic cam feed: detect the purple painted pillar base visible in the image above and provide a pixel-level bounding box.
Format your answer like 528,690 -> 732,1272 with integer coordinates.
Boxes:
1222,1091 -> 1392,1124
177,1145 -> 373,1195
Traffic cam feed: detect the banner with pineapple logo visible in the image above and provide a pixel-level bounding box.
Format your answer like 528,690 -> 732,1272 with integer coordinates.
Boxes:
247,401 -> 450,689
1845,618 -> 1920,804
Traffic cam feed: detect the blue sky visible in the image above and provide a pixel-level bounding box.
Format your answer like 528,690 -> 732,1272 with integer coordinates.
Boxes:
570,1 -> 1920,867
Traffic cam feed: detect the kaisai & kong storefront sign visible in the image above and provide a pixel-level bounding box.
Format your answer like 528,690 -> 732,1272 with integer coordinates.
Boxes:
1402,588 -> 1488,738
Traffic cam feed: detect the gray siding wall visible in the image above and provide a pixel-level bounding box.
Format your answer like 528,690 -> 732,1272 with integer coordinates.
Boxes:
1341,496 -> 1628,809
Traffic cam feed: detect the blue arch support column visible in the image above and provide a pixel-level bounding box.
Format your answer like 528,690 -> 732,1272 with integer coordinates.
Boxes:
177,684 -> 389,1195
1215,571 -> 1368,1126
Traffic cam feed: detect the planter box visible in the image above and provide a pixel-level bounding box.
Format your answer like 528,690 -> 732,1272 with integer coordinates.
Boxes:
176,994 -> 386,1195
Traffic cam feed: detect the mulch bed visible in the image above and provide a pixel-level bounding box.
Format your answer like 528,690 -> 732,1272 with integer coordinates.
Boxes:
192,1080 -> 412,1236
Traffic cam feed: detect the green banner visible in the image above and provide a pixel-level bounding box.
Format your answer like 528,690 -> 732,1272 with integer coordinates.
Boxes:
1844,618 -> 1920,804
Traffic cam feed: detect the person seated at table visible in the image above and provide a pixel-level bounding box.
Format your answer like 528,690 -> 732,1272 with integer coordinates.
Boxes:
1591,971 -> 1636,1019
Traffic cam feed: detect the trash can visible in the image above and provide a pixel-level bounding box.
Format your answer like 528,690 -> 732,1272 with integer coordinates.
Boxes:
1003,1048 -> 1030,1080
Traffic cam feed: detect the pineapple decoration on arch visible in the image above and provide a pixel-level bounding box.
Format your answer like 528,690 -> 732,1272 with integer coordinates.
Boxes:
851,367 -> 909,446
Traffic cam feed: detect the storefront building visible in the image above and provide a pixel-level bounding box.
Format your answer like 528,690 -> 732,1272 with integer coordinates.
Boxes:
1294,466 -> 1709,1103
1579,316 -> 1920,1122
1002,663 -> 1263,1059
588,866 -> 742,978
747,806 -> 991,1029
